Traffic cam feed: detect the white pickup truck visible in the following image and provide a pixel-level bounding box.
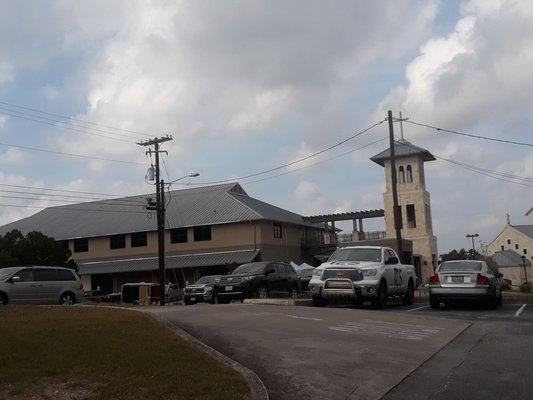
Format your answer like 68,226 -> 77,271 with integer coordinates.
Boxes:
308,246 -> 417,308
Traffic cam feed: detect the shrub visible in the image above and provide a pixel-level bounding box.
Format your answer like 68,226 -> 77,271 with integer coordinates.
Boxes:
519,282 -> 532,293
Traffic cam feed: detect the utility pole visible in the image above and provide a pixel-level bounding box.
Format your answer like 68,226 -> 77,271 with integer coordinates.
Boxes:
466,233 -> 479,252
138,135 -> 173,306
388,110 -> 403,262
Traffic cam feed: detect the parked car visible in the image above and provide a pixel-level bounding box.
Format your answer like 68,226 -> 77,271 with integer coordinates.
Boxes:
297,268 -> 315,292
183,275 -> 222,305
0,266 -> 84,306
429,260 -> 503,309
84,289 -> 107,302
216,262 -> 300,303
165,283 -> 183,303
308,246 -> 417,308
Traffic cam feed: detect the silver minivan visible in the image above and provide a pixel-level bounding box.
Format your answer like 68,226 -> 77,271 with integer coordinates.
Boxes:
0,266 -> 84,306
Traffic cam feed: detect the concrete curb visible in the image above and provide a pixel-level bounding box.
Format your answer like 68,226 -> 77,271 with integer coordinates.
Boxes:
78,305 -> 269,400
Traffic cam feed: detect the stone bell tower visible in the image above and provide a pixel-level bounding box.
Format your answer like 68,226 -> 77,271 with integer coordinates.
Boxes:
370,140 -> 438,283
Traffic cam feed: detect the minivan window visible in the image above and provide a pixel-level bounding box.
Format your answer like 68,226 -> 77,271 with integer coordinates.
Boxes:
439,261 -> 482,272
57,269 -> 76,281
33,268 -> 59,281
12,269 -> 33,282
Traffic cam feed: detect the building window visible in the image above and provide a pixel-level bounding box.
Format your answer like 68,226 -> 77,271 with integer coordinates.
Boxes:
398,166 -> 405,183
501,245 -> 504,251
73,238 -> 88,253
193,226 -> 211,241
507,239 -> 511,245
273,223 -> 283,238
515,244 -> 519,250
110,234 -> 126,249
170,228 -> 188,244
525,249 -> 528,255
406,204 -> 416,228
425,204 -> 432,230
406,165 -> 413,182
131,232 -> 148,247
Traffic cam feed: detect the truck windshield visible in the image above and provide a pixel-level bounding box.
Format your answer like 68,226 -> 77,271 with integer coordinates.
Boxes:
328,248 -> 381,263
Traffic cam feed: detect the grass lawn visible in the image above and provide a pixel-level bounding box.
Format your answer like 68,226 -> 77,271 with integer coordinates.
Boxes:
0,306 -> 252,400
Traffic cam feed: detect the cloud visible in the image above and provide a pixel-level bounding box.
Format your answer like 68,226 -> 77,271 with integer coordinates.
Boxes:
294,181 -> 318,200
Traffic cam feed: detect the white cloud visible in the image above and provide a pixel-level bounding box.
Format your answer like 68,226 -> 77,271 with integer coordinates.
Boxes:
294,180 -> 318,200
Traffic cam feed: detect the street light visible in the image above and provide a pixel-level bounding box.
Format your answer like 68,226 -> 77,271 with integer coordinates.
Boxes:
521,255 -> 528,284
170,172 -> 200,183
466,233 -> 479,252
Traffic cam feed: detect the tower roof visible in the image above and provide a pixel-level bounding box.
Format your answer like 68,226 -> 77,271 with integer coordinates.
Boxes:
370,140 -> 436,167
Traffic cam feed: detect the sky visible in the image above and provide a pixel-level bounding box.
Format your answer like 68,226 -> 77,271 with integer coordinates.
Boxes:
0,0 -> 531,253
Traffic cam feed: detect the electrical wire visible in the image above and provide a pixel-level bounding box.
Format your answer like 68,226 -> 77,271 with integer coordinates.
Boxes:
0,141 -> 144,165
185,119 -> 386,185
402,119 -> 533,147
0,182 -> 144,200
0,100 -> 153,139
0,203 -> 151,214
0,194 -> 148,207
0,189 -> 147,204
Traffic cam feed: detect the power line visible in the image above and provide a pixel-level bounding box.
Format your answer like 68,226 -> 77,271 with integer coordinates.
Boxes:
0,109 -> 136,144
0,182 -> 142,199
0,100 -> 153,139
0,203 -> 151,214
0,141 -> 145,165
0,194 -> 148,207
0,189 -> 146,204
402,119 -> 533,147
187,119 -> 386,185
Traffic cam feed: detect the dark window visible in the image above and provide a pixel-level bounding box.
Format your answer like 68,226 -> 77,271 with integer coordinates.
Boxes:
193,226 -> 211,241
507,239 -> 511,244
73,238 -> 89,253
273,223 -> 283,238
110,234 -> 126,249
57,269 -> 76,281
12,269 -> 33,282
131,232 -> 148,247
515,244 -> 519,250
171,228 -> 188,244
406,165 -> 413,182
524,249 -> 528,255
501,245 -> 504,251
398,166 -> 405,183
34,268 -> 59,281
406,204 -> 416,228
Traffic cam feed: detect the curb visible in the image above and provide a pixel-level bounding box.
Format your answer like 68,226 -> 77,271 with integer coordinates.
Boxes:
79,305 -> 269,400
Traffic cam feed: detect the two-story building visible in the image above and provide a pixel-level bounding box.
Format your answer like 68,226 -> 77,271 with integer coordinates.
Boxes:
0,183 -> 324,292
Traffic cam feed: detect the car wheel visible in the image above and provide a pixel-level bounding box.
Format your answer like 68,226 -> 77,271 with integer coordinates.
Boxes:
312,296 -> 327,307
0,293 -> 7,306
429,296 -> 440,309
372,280 -> 387,309
256,286 -> 269,299
487,290 -> 499,310
289,287 -> 298,299
60,292 -> 75,306
402,280 -> 415,305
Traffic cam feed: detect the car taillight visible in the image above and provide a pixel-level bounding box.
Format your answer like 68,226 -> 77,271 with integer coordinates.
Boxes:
429,274 -> 440,285
79,283 -> 84,290
476,273 -> 490,285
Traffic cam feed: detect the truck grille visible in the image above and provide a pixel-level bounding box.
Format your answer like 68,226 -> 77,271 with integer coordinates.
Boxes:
219,276 -> 243,285
322,269 -> 362,282
324,279 -> 354,290
185,288 -> 204,294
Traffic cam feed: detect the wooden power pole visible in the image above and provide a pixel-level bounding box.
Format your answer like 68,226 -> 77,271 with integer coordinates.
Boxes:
387,110 -> 403,262
138,135 -> 172,306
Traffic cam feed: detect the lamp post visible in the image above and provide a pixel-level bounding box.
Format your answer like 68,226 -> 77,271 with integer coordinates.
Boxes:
521,255 -> 528,284
466,233 -> 479,254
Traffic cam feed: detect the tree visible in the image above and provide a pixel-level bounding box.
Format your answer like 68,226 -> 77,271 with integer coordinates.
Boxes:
0,229 -> 76,270
439,248 -> 499,273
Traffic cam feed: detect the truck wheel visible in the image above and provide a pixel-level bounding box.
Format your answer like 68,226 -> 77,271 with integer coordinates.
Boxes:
429,296 -> 440,309
373,281 -> 387,309
312,296 -> 328,307
402,280 -> 415,305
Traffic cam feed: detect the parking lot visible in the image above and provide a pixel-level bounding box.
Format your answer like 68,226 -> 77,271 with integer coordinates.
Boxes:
145,301 -> 532,400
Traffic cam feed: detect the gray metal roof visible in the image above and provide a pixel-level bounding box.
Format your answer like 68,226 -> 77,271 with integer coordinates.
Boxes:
370,140 -> 436,166
513,225 -> 533,239
77,249 -> 260,275
0,183 -> 316,240
491,250 -> 531,268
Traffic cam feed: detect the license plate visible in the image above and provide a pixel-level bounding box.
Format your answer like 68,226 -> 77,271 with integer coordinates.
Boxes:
451,276 -> 463,283
225,286 -> 233,291
190,297 -> 196,302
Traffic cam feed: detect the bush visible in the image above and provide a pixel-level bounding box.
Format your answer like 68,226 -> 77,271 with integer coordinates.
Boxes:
500,280 -> 512,291
519,282 -> 532,293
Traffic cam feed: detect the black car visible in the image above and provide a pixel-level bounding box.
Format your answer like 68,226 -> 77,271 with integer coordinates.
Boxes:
183,275 -> 222,305
216,262 -> 300,303
297,268 -> 315,292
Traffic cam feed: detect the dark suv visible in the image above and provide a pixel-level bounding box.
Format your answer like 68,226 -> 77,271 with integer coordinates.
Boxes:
216,262 -> 300,303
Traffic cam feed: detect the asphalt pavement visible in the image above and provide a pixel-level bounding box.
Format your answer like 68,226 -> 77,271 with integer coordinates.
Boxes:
145,302 -> 532,400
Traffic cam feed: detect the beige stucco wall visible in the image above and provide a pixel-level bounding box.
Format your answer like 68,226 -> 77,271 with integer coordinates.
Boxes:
499,266 -> 533,286
487,225 -> 533,262
65,220 -> 311,265
527,211 -> 533,224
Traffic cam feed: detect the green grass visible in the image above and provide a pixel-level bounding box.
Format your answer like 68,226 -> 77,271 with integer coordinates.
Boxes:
0,307 -> 252,400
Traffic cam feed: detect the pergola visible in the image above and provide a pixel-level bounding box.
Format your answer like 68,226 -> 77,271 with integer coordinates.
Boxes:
303,209 -> 385,234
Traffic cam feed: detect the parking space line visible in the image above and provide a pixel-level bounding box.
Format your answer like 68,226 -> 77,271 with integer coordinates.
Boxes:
406,305 -> 429,313
515,304 -> 526,317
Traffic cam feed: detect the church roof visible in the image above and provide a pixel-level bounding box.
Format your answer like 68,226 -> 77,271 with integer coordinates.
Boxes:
370,140 -> 436,167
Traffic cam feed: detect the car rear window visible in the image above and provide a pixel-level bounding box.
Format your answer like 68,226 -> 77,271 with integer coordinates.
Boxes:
439,261 -> 482,272
57,269 -> 76,281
